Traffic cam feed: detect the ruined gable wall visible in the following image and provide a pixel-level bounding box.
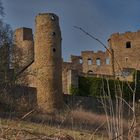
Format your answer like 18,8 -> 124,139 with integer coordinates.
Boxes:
62,55 -> 83,94
108,30 -> 140,74
62,50 -> 112,94
62,61 -> 79,94
62,62 -> 72,94
81,50 -> 112,75
70,55 -> 83,72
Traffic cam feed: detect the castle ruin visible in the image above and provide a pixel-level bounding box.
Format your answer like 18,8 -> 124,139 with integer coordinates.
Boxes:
0,13 -> 140,112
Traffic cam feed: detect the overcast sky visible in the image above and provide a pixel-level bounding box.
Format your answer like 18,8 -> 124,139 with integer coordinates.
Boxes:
2,0 -> 140,61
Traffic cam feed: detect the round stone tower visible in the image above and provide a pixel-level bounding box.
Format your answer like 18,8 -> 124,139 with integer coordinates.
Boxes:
34,13 -> 63,113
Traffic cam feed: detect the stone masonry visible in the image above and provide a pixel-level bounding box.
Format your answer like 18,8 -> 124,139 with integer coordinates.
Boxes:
108,31 -> 140,75
1,12 -> 140,110
13,13 -> 63,113
62,30 -> 140,94
34,13 -> 63,112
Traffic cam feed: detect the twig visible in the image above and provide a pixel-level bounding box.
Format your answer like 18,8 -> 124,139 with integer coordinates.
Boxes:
21,109 -> 36,120
89,121 -> 106,140
112,123 -> 140,140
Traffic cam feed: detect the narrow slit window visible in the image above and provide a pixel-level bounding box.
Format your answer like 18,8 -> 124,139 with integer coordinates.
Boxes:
53,48 -> 56,52
125,57 -> 128,62
126,41 -> 131,48
51,32 -> 56,36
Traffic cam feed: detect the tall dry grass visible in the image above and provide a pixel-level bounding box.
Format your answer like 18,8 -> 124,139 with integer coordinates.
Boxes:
99,75 -> 139,140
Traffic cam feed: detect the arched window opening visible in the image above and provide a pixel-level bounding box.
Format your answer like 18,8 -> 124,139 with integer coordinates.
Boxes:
96,58 -> 101,66
126,41 -> 131,48
88,58 -> 92,65
106,58 -> 110,65
88,70 -> 93,74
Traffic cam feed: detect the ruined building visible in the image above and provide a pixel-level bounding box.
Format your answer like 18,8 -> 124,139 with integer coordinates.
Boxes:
62,30 -> 140,94
0,13 -> 140,111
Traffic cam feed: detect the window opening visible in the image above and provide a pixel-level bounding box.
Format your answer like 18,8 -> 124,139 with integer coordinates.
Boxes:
106,58 -> 110,65
125,57 -> 128,62
126,41 -> 131,48
96,58 -> 101,66
88,59 -> 92,65
53,48 -> 56,52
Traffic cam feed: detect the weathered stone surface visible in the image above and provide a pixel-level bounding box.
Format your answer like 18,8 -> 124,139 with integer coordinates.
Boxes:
3,12 -> 140,110
14,27 -> 34,71
13,13 -> 63,113
62,30 -> 140,93
34,13 -> 63,113
108,31 -> 140,80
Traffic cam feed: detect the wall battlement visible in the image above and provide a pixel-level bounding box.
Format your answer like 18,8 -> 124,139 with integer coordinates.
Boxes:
110,30 -> 140,39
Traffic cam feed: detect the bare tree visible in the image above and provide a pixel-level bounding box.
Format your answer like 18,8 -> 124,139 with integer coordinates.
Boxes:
0,0 -> 13,83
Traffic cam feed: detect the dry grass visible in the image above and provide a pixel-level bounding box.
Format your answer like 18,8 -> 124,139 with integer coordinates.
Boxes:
23,108 -> 140,139
0,117 -> 107,140
1,103 -> 140,139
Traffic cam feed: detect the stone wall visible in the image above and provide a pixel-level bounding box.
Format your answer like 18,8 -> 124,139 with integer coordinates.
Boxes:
62,68 -> 78,94
63,50 -> 111,75
81,50 -> 111,75
64,95 -> 136,117
0,84 -> 37,112
62,50 -> 112,94
108,30 -> 140,76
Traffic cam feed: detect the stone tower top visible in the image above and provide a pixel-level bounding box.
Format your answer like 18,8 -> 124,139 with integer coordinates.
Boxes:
35,13 -> 60,28
14,27 -> 33,41
38,13 -> 59,19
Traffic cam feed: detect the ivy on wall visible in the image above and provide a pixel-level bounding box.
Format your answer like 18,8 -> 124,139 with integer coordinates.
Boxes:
70,71 -> 140,101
